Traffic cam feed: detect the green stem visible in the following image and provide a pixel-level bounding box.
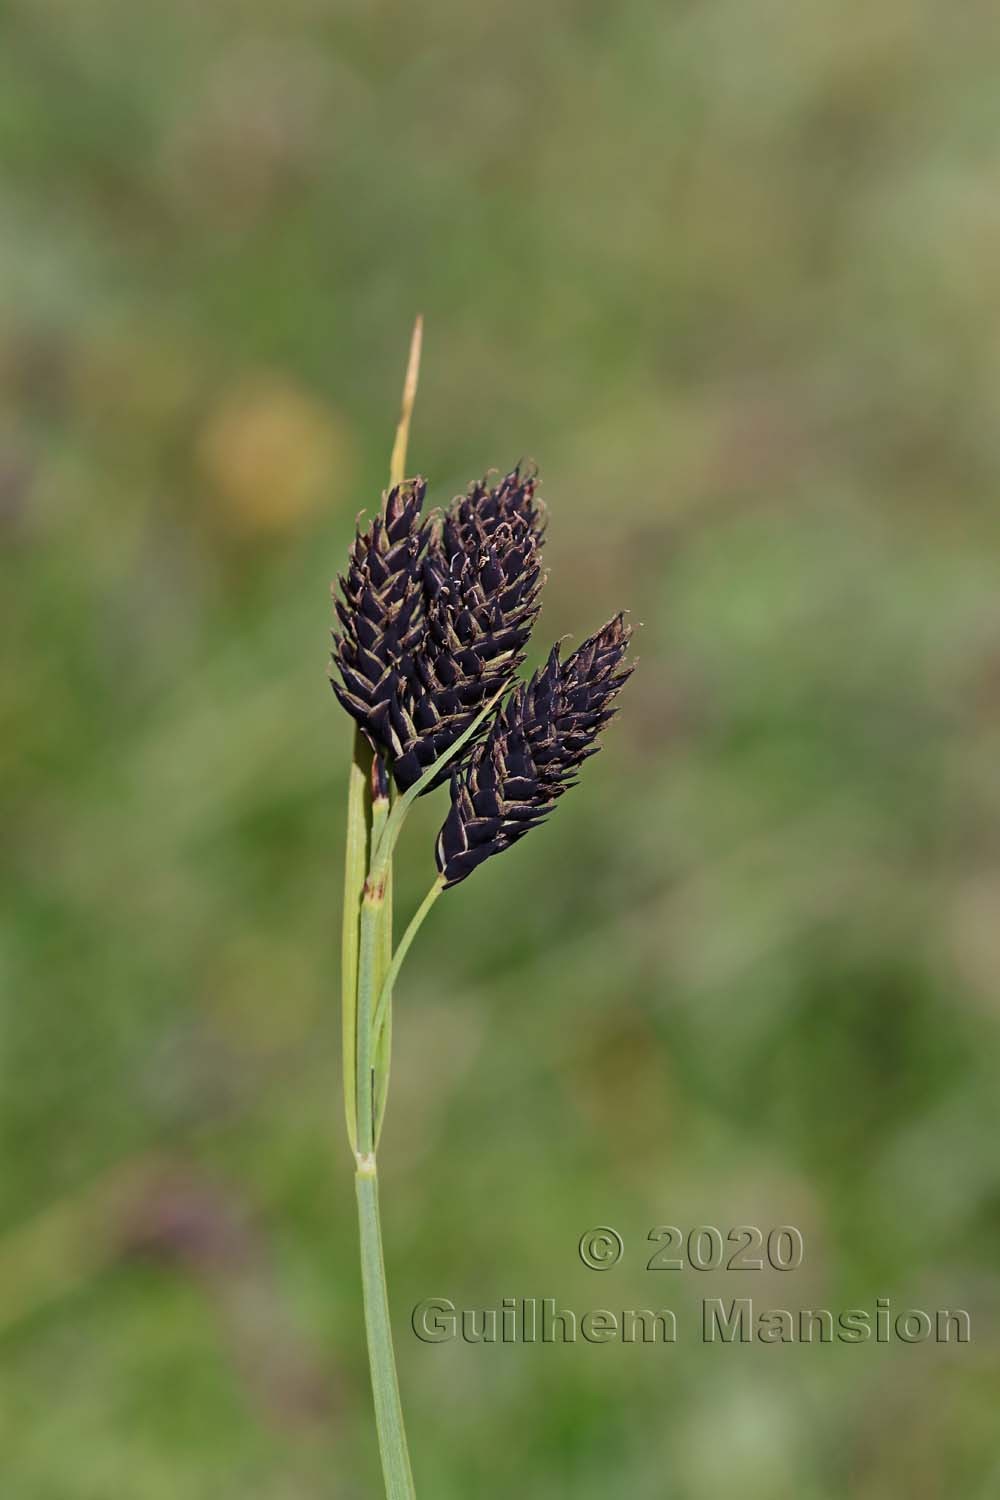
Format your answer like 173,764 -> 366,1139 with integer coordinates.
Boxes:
346,684 -> 500,1500
355,869 -> 415,1496
355,1162 -> 416,1500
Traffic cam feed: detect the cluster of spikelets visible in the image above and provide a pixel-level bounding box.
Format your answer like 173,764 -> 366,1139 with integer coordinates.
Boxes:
331,467 -> 632,887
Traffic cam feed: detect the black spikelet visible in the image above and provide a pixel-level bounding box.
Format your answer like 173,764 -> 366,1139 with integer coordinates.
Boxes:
329,479 -> 428,755
387,469 -> 545,792
435,613 -> 633,886
449,465 -> 546,550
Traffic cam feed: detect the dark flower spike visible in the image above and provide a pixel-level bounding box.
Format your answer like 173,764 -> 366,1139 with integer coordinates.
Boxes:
387,469 -> 546,793
435,613 -> 633,886
329,478 -> 428,755
448,464 -> 546,550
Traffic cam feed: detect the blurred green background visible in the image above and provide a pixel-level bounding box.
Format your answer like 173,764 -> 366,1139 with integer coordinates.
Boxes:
2,1 -> 999,1495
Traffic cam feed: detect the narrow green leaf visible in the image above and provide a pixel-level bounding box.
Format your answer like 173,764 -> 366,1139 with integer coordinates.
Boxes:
371,777 -> 393,1142
372,877 -> 444,1097
341,728 -> 372,1153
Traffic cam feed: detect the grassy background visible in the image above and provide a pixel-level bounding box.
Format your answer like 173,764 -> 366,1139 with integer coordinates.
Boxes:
3,1 -> 1000,1495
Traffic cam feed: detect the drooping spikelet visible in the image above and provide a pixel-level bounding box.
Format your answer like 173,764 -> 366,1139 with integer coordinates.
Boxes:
435,613 -> 633,886
329,478 -> 428,755
386,468 -> 546,792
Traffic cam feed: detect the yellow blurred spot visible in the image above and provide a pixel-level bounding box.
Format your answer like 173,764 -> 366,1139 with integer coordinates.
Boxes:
198,375 -> 354,538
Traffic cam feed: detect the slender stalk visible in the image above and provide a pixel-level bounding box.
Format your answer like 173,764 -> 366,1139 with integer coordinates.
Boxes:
341,728 -> 372,1152
373,777 -> 394,1140
372,877 -> 444,1069
355,882 -> 382,1157
355,873 -> 415,1497
346,684 -> 533,1500
368,757 -> 392,1145
350,691 -> 482,1494
348,687 -> 521,1495
356,1164 -> 415,1499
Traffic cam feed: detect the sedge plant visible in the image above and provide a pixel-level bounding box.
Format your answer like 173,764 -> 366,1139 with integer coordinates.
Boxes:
331,322 -> 633,1498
